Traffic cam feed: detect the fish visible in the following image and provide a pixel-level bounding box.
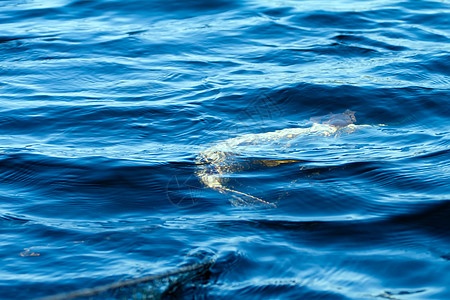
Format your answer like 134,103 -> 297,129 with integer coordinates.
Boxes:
195,110 -> 371,207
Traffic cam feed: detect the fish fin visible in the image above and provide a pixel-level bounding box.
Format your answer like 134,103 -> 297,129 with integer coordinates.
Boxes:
221,187 -> 277,208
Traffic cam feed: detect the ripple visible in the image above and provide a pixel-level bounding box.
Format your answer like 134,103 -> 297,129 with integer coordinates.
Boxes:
1,0 -> 450,298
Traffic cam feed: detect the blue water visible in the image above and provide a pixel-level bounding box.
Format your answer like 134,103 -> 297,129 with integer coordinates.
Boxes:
1,0 -> 449,299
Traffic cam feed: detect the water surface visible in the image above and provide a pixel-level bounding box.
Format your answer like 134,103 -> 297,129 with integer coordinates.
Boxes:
0,0 -> 449,299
